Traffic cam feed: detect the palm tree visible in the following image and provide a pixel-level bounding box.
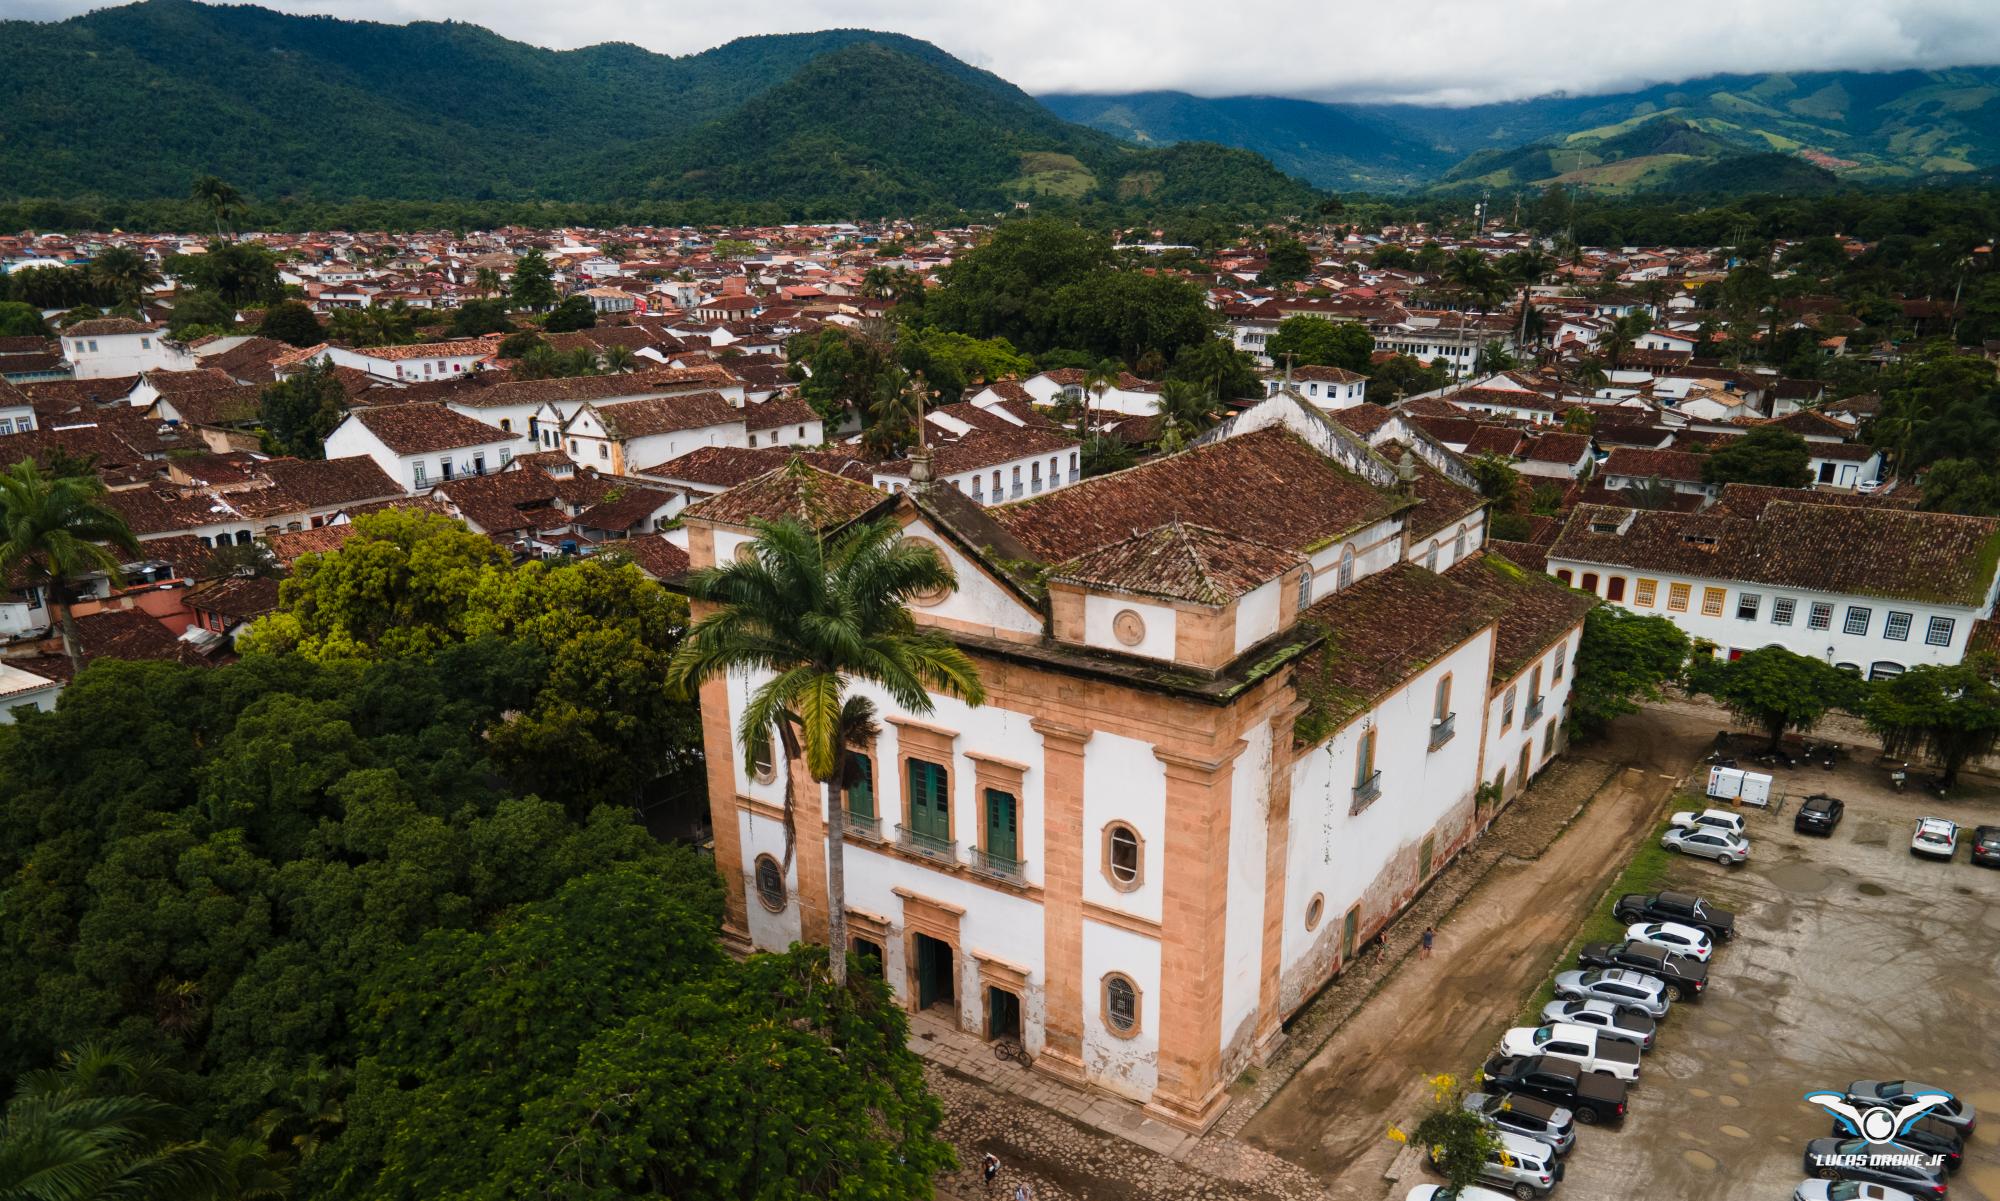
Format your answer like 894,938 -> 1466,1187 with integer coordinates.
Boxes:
1598,311 -> 1653,369
1153,380 -> 1220,454
189,175 -> 243,242
1080,359 -> 1121,439
0,461 -> 142,674
0,1042 -> 230,1201
473,267 -> 502,298
87,248 -> 161,308
600,344 -> 637,374
669,508 -> 986,985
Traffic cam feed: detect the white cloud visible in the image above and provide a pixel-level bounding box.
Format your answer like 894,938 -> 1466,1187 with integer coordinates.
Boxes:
9,0 -> 2000,105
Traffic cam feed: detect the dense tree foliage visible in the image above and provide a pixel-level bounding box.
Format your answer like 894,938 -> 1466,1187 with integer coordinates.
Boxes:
0,301 -> 48,337
1691,645 -> 1863,750
1700,426 -> 1812,488
541,294 -> 596,332
1862,658 -> 2000,788
257,300 -> 325,348
1265,316 -> 1374,374
258,361 -> 347,460
0,509 -> 948,1199
1569,605 -> 1691,737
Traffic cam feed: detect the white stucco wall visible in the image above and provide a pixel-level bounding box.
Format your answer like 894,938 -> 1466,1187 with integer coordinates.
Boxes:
1080,920 -> 1161,1101
1220,718 -> 1273,1069
1082,595 -> 1176,661
903,522 -> 1044,638
1233,579 -> 1284,654
1080,731 -> 1166,924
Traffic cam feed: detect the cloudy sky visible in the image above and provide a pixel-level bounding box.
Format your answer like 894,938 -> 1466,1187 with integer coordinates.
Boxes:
9,0 -> 2000,105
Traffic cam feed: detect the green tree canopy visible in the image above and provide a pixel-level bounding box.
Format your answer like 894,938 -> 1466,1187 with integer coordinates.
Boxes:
508,250 -> 558,312
1260,237 -> 1313,285
1700,426 -> 1812,488
258,360 -> 347,460
922,218 -> 1112,351
542,294 -> 596,333
256,300 -> 324,348
1266,316 -> 1374,374
168,242 -> 283,307
1692,645 -> 1862,749
788,325 -> 903,426
1166,337 -> 1260,401
444,298 -> 512,339
0,461 -> 142,672
1366,354 -> 1451,403
0,301 -> 48,338
1569,605 -> 1690,737
1863,658 -> 2000,787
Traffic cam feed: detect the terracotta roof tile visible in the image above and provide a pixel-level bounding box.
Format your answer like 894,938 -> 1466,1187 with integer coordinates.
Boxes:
1447,550 -> 1596,681
1051,521 -> 1303,606
350,403 -> 522,454
683,461 -> 887,530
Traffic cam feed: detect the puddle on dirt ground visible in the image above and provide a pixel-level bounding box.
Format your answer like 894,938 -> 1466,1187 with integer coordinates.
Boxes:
1766,862 -> 1831,893
1717,1095 -> 1742,1108
1700,1018 -> 1734,1035
1729,1071 -> 1752,1087
1718,1124 -> 1750,1139
1687,1087 -> 1712,1099
1681,1149 -> 1719,1171
1857,882 -> 1888,896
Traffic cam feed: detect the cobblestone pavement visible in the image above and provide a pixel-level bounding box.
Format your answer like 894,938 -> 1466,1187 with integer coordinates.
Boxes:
926,741 -> 1639,1201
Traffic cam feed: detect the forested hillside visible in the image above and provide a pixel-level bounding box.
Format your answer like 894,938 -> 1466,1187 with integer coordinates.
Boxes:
0,0 -> 1317,217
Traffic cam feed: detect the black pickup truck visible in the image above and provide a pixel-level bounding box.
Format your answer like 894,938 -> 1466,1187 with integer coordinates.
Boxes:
1481,1054 -> 1628,1125
1610,890 -> 1735,941
1575,940 -> 1709,1001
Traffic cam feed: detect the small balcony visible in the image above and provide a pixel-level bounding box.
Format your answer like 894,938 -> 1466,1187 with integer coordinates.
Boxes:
967,846 -> 1027,883
1525,695 -> 1546,723
896,824 -> 957,863
1350,770 -> 1383,815
844,809 -> 884,842
1428,712 -> 1456,751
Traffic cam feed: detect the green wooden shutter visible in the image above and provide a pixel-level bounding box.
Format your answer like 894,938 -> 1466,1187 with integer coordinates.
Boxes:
847,753 -> 874,819
908,759 -> 949,841
984,789 -> 1017,863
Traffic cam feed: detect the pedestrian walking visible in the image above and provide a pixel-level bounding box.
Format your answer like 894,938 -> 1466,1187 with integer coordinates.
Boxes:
1013,1182 -> 1034,1201
1373,934 -> 1388,966
1420,926 -> 1435,959
982,1153 -> 1000,1192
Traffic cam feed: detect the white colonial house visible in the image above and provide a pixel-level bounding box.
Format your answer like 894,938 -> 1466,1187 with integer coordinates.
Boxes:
1547,493 -> 2000,679
62,319 -> 195,379
680,392 -> 1590,1131
318,337 -> 497,382
1262,365 -> 1367,409
323,403 -> 525,492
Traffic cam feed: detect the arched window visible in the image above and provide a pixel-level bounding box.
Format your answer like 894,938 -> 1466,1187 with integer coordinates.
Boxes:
1103,823 -> 1143,890
1338,545 -> 1355,590
1453,525 -> 1467,559
1102,973 -> 1141,1036
753,854 -> 787,912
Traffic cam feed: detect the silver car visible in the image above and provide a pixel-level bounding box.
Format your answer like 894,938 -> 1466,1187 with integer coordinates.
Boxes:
1552,967 -> 1671,1018
1428,1129 -> 1562,1199
1463,1090 -> 1576,1155
1541,997 -> 1656,1050
1662,825 -> 1751,864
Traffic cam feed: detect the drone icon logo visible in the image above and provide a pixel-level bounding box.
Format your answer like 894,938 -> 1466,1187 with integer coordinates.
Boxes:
1804,1091 -> 1953,1144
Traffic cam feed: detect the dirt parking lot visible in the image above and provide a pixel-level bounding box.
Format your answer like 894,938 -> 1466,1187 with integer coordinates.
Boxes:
1556,754 -> 2000,1200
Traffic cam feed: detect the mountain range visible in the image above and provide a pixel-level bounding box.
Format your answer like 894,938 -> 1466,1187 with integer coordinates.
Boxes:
6,1 -> 1998,212
1046,67 -> 2000,192
0,0 -> 1314,215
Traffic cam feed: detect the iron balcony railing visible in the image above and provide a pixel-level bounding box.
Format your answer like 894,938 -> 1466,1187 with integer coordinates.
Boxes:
967,846 -> 1026,882
1351,770 -> 1383,814
1525,695 -> 1546,723
895,823 -> 956,862
845,810 -> 884,841
1428,712 -> 1456,751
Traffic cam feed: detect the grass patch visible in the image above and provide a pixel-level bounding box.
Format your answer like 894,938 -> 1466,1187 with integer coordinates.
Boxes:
1514,814 -> 1681,1026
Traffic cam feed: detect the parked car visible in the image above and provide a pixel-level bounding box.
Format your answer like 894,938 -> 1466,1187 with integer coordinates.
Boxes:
1911,818 -> 1958,861
1498,1022 -> 1642,1082
1792,1182 -> 1919,1201
1576,940 -> 1708,1001
1481,1054 -> 1628,1124
1612,890 -> 1735,941
1540,997 -> 1656,1050
1828,1118 -> 1963,1174
1796,794 -> 1846,836
1972,826 -> 2000,869
1405,1186 -> 1513,1201
1551,968 -> 1672,1018
1462,1091 -> 1575,1155
1623,920 -> 1713,962
1429,1129 -> 1562,1199
1803,1137 -> 1947,1197
1670,807 -> 1747,837
1838,1081 -> 1976,1134
1663,825 -> 1751,864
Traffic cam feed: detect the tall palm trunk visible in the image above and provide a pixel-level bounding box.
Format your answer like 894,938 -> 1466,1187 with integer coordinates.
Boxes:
52,583 -> 83,673
824,775 -> 848,986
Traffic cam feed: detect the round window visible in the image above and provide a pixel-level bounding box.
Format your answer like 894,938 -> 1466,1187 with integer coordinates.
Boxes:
733,541 -> 758,565
1112,609 -> 1147,646
1305,893 -> 1325,931
749,727 -> 778,782
753,854 -> 787,912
